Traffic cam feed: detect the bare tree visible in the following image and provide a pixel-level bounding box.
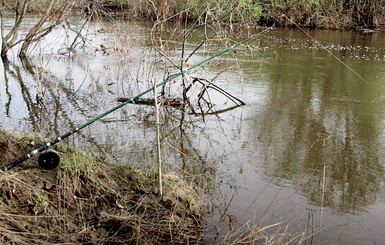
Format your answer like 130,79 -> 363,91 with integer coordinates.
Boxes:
0,0 -> 28,58
0,0 -> 75,59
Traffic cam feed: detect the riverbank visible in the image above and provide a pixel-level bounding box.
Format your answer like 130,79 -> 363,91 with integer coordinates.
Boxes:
0,130 -> 303,244
3,1 -> 384,31
0,130 -> 203,243
131,0 -> 385,31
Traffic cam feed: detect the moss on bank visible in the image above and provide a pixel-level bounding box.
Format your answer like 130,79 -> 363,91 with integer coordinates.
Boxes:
0,130 -> 203,244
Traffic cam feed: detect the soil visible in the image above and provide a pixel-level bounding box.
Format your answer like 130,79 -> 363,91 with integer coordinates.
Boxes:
0,130 -> 203,244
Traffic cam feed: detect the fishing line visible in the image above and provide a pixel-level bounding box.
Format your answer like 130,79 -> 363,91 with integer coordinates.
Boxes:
280,14 -> 373,88
274,14 -> 377,244
2,25 -> 274,171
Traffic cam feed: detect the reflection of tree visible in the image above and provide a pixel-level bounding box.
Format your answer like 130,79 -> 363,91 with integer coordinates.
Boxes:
2,58 -> 12,116
1,55 -> 220,192
254,45 -> 384,213
159,106 -> 219,193
2,57 -> 40,131
1,57 -> 105,152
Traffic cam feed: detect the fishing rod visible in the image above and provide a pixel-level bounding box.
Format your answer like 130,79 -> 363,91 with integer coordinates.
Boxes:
3,25 -> 274,171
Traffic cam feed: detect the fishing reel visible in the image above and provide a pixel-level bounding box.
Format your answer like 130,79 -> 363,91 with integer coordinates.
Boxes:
38,150 -> 60,170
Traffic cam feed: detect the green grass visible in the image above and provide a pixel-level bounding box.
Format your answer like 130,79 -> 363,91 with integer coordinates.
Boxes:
60,148 -> 95,176
28,194 -> 48,215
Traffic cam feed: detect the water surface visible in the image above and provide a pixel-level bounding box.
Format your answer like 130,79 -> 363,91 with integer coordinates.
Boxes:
1,18 -> 385,244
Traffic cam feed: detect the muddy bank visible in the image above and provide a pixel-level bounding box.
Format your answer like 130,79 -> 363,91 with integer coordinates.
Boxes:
0,130 -> 203,244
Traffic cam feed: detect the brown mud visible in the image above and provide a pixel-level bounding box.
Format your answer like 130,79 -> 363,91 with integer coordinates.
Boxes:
0,130 -> 203,244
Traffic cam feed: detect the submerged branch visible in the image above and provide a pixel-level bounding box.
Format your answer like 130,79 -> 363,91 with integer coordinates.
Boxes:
117,97 -> 184,108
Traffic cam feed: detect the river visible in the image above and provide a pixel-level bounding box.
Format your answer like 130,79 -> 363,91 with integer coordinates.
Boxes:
1,17 -> 385,244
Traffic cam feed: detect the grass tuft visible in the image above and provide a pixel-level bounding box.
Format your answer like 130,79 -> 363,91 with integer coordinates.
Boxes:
60,148 -> 94,176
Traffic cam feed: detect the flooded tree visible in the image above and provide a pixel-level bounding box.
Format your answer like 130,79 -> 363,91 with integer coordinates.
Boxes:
0,0 -> 75,59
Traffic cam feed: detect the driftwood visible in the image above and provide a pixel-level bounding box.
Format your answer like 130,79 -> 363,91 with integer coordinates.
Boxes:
117,97 -> 184,107
117,77 -> 246,117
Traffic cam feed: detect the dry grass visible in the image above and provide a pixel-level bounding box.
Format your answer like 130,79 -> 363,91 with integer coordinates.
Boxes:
217,220 -> 310,245
0,130 -> 203,244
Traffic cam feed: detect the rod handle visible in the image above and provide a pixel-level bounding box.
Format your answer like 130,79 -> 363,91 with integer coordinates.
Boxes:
3,155 -> 30,171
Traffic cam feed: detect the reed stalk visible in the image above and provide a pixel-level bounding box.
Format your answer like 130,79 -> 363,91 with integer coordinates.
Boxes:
153,78 -> 163,197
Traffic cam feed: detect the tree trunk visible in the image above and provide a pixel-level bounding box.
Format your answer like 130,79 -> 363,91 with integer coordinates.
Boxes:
1,43 -> 9,58
19,0 -> 55,58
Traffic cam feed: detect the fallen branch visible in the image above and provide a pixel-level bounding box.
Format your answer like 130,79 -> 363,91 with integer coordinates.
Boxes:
117,97 -> 183,107
192,77 -> 246,106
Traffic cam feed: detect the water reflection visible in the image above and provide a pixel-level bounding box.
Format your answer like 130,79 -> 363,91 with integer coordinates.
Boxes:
2,58 -> 12,117
1,18 -> 385,244
1,57 -> 110,154
254,38 -> 385,213
0,52 -> 221,195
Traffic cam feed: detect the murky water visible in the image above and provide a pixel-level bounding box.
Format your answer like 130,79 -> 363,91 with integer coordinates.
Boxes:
1,16 -> 385,244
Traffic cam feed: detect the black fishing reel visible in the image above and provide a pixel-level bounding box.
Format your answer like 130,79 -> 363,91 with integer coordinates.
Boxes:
38,150 -> 60,170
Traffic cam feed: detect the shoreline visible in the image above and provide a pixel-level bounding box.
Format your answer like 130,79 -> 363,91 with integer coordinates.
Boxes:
2,1 -> 384,31
0,130 -> 203,243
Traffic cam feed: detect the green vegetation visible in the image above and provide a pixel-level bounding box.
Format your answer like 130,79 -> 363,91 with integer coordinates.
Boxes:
60,148 -> 95,176
188,0 -> 263,23
28,194 -> 48,215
